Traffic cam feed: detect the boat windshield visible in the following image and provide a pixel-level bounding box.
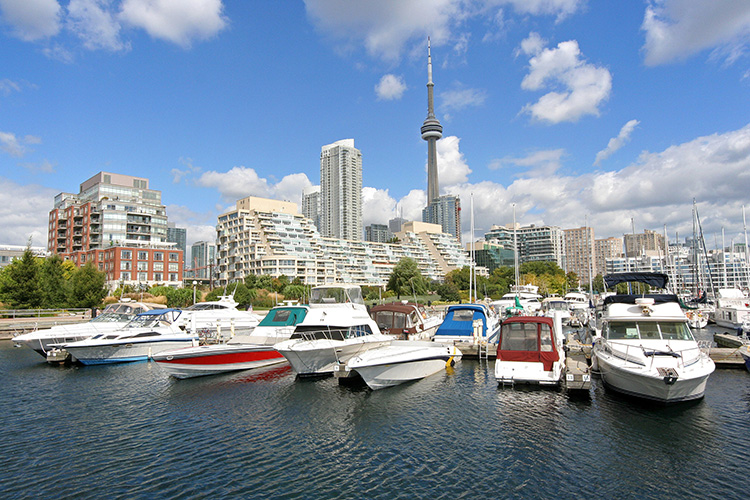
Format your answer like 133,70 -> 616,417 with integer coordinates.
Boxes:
309,286 -> 364,305
606,321 -> 694,341
90,312 -> 133,323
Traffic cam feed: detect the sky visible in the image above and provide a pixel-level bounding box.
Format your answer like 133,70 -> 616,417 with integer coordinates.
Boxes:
1,0 -> 750,252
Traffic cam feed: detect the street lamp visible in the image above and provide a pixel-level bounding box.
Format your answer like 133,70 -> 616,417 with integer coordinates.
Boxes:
193,281 -> 198,305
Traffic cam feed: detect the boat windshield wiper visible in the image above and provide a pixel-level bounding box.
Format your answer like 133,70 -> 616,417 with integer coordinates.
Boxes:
643,349 -> 681,358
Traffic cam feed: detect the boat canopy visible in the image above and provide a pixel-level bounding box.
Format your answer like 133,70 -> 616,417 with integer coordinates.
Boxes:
258,306 -> 308,327
435,305 -> 489,338
603,272 -> 668,290
497,316 -> 559,371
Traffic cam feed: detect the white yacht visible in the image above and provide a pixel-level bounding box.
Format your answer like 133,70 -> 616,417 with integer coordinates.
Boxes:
274,285 -> 395,376
564,291 -> 589,311
180,294 -> 262,339
369,302 -> 442,340
491,284 -> 542,317
13,300 -> 166,358
339,340 -> 462,390
712,288 -> 750,330
592,273 -> 715,403
540,298 -> 571,324
59,309 -> 198,365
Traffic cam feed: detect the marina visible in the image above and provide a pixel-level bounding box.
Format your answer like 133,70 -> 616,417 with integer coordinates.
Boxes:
2,326 -> 750,499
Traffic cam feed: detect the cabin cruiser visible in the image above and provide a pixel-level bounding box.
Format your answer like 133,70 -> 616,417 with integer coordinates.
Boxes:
712,288 -> 750,330
13,300 -> 166,358
491,284 -> 542,317
494,315 -> 566,386
180,294 -> 262,339
433,304 -> 500,344
58,309 -> 197,365
564,291 -> 590,312
274,285 -> 395,376
154,305 -> 310,379
338,340 -> 462,390
369,302 -> 442,340
592,273 -> 715,403
540,298 -> 571,324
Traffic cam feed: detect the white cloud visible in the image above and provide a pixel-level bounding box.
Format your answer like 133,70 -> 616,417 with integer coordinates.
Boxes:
67,0 -> 129,52
0,131 -> 36,157
375,74 -> 407,101
436,135 -> 472,187
439,85 -> 487,115
164,204 -> 217,248
274,173 -> 314,207
0,177 -> 57,246
196,166 -> 313,209
362,187 -> 396,227
171,157 -> 201,183
519,33 -> 612,124
119,0 -> 228,48
489,149 -> 565,177
0,78 -> 22,96
594,119 -> 640,166
304,0 -> 585,62
642,0 -> 750,66
0,0 -> 61,41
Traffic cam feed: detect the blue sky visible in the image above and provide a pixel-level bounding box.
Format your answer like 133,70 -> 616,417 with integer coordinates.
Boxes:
1,0 -> 750,251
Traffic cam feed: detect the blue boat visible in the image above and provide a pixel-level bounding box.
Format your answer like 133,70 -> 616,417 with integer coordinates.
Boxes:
433,304 -> 500,343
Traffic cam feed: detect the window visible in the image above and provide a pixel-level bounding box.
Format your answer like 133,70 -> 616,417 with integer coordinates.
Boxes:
154,252 -> 163,261
138,272 -> 148,282
540,324 -> 553,352
120,261 -> 132,270
121,272 -> 131,280
136,261 -> 148,271
169,263 -> 178,272
169,252 -> 179,261
138,251 -> 148,260
154,273 -> 163,281
169,273 -> 177,281
121,250 -> 132,259
153,262 -> 163,271
501,322 -> 538,351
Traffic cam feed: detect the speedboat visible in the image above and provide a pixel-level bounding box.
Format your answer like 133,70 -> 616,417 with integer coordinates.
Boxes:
13,300 -> 166,358
433,304 -> 499,344
339,340 -> 462,390
274,285 -> 395,376
369,302 -> 442,340
59,309 -> 198,365
153,304 -> 310,379
592,272 -> 715,403
181,294 -> 262,340
494,315 -> 566,386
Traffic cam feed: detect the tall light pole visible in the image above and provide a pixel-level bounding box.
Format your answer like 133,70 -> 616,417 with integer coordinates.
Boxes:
193,281 -> 198,305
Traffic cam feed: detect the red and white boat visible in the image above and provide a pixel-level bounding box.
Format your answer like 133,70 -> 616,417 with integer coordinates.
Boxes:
153,304 -> 309,379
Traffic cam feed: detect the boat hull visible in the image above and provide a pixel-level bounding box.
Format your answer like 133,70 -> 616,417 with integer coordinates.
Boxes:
67,339 -> 197,365
594,350 -> 713,402
153,344 -> 285,379
494,360 -> 564,386
276,339 -> 392,376
346,342 -> 462,390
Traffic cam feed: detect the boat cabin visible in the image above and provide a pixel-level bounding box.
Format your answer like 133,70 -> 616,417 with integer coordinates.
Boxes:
434,304 -> 496,342
370,303 -> 428,338
498,316 -> 560,368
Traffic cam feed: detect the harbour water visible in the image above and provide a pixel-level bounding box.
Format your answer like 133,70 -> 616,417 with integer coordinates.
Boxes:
2,326 -> 749,500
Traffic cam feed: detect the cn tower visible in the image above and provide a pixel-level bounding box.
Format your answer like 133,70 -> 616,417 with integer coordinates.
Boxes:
420,37 -> 442,204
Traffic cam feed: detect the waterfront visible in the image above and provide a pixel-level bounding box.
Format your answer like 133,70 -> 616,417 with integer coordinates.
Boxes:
2,330 -> 749,500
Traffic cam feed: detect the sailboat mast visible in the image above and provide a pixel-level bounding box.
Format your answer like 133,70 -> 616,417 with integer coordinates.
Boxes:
513,203 -> 519,293
744,205 -> 750,291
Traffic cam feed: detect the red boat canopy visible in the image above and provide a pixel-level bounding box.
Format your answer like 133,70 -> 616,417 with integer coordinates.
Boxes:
498,316 -> 559,371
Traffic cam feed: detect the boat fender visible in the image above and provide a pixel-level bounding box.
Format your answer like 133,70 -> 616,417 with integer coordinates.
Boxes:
446,356 -> 455,367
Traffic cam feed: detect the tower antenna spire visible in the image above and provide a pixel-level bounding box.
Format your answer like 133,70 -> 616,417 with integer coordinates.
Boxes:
421,36 -> 442,204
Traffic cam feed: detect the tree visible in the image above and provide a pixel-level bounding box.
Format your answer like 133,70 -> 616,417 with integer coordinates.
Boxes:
0,247 -> 41,308
39,254 -> 68,308
435,281 -> 460,302
281,284 -> 306,302
387,258 -> 426,299
67,263 -> 107,308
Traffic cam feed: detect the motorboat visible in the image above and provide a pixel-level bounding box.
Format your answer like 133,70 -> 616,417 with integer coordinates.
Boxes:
592,272 -> 715,403
338,340 -> 462,390
564,291 -> 590,312
153,305 -> 310,379
685,309 -> 709,329
181,294 -> 262,340
540,298 -> 571,324
433,304 -> 500,344
738,344 -> 750,372
274,285 -> 395,376
369,302 -> 442,340
491,284 -> 542,317
712,288 -> 750,330
59,309 -> 198,365
494,315 -> 566,386
13,300 -> 166,358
